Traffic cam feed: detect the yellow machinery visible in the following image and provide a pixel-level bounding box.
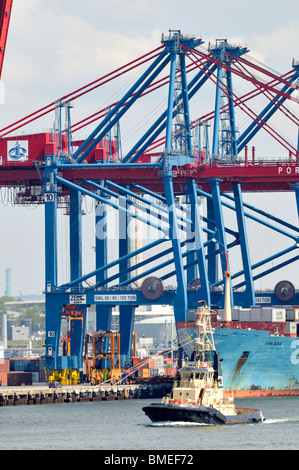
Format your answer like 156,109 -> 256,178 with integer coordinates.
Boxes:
47,302 -> 136,386
84,331 -> 122,385
47,305 -> 83,385
47,368 -> 80,385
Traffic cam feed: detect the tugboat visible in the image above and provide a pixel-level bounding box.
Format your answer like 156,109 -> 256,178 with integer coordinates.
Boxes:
142,301 -> 265,425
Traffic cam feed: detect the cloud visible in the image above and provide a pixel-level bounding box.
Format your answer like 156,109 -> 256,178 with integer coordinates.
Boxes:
253,26 -> 299,72
4,1 -> 163,107
2,0 -> 165,132
56,21 -> 161,85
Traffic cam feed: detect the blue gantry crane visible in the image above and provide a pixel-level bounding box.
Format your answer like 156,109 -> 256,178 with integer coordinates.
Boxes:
43,31 -> 299,382
1,30 -> 299,383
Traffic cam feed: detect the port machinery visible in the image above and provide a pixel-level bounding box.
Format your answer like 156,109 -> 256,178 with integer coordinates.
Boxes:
1,26 -> 299,382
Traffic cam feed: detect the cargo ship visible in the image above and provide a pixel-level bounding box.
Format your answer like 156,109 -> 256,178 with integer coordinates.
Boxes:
177,304 -> 299,398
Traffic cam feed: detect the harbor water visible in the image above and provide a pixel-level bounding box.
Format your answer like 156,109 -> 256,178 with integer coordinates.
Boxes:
0,396 -> 299,450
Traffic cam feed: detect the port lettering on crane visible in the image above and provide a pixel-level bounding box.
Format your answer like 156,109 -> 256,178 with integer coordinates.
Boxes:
278,166 -> 299,175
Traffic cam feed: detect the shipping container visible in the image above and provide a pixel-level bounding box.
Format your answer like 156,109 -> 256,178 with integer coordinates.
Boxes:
0,359 -> 10,372
150,368 -> 165,376
39,369 -> 46,382
7,372 -> 32,386
217,310 -> 224,321
139,369 -> 150,378
232,308 -> 240,321
0,371 -> 8,385
148,358 -> 155,369
9,359 -> 25,372
272,309 -> 286,322
239,309 -> 251,322
138,357 -> 150,371
251,308 -> 262,322
32,372 -> 39,383
154,356 -> 164,368
24,359 -> 40,372
164,358 -> 173,365
284,322 -> 297,335
261,308 -> 286,322
164,368 -> 176,376
286,309 -> 295,321
286,308 -> 299,321
164,362 -> 177,370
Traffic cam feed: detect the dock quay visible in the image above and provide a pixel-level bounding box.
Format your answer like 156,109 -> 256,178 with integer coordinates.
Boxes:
0,381 -> 173,407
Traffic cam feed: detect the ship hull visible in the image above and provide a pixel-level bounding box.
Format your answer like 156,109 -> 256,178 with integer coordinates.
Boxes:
177,323 -> 299,397
142,403 -> 264,425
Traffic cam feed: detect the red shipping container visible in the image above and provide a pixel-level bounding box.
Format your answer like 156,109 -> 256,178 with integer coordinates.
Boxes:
164,368 -> 176,376
0,371 -> 8,385
164,358 -> 173,365
7,372 -> 32,386
139,358 -> 150,370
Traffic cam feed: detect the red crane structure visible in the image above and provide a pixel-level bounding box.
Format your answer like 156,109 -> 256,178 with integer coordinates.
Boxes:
1,29 -> 299,380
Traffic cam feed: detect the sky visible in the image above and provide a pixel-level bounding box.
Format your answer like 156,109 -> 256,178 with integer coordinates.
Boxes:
1,0 -> 299,296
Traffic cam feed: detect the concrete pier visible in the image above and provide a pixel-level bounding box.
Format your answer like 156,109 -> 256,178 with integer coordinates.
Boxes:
0,381 -> 173,406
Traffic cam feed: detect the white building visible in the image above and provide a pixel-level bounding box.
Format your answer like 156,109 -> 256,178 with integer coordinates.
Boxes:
12,325 -> 29,341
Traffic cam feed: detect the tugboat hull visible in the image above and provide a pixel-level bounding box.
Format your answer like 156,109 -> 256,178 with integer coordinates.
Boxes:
142,403 -> 264,425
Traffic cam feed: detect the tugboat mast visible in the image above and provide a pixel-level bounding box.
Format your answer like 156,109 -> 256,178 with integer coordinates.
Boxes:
194,301 -> 216,363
